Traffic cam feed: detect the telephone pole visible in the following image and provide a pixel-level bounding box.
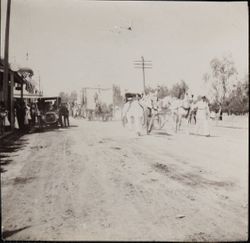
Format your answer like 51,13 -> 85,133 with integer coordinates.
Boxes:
3,0 -> 11,106
0,0 -> 2,59
133,56 -> 152,94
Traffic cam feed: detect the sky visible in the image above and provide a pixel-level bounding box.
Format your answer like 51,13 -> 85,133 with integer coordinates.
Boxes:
1,0 -> 248,96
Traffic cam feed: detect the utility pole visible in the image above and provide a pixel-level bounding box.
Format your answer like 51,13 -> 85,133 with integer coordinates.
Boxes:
3,0 -> 11,107
133,56 -> 152,95
0,0 -> 2,59
38,72 -> 41,94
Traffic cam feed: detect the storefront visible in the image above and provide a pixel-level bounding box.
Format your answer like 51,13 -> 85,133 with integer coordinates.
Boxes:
0,60 -> 37,134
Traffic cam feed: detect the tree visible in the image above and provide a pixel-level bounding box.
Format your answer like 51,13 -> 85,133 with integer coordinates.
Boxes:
156,85 -> 169,99
170,80 -> 189,99
59,91 -> 69,103
113,85 -> 123,107
145,86 -> 156,95
204,55 -> 238,107
226,77 -> 249,114
69,90 -> 78,104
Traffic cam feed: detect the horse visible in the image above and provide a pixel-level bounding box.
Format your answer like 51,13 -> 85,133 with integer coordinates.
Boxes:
122,98 -> 145,136
166,97 -> 192,133
139,94 -> 160,134
99,103 -> 113,121
188,104 -> 197,124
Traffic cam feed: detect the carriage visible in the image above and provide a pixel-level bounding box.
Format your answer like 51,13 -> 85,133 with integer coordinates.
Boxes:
144,97 -> 172,134
122,92 -> 142,127
122,93 -> 178,134
83,88 -> 113,121
122,92 -> 170,134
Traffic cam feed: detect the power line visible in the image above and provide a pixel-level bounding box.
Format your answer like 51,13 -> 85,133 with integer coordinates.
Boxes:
133,56 -> 152,94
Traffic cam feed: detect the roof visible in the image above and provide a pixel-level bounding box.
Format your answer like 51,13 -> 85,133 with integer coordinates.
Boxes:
38,97 -> 61,101
125,93 -> 142,98
0,59 -> 36,93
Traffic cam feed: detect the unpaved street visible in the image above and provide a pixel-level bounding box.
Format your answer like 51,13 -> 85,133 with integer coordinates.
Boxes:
1,117 -> 248,241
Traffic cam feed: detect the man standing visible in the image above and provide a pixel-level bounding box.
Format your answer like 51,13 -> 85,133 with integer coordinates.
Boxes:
60,104 -> 70,127
58,104 -> 63,127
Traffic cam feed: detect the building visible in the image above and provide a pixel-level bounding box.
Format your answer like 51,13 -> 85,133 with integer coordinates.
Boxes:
0,59 -> 41,132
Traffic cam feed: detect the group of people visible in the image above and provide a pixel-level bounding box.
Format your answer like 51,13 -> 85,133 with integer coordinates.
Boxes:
164,92 -> 211,136
122,90 -> 215,137
0,102 -> 8,135
16,100 -> 40,131
0,100 -> 40,135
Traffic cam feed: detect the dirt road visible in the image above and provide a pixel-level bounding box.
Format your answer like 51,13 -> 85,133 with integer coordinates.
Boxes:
1,117 -> 248,241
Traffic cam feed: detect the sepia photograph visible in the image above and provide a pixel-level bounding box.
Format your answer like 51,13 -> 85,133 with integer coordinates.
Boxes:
0,0 -> 248,241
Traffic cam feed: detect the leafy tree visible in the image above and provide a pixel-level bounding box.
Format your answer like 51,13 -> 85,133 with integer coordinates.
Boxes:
156,85 -> 169,99
226,77 -> 249,114
58,91 -> 69,103
69,90 -> 78,104
204,55 -> 238,106
145,86 -> 156,95
169,80 -> 189,99
112,85 -> 123,107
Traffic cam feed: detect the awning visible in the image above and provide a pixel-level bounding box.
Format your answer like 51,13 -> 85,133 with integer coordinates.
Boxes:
1,60 -> 36,94
18,67 -> 34,76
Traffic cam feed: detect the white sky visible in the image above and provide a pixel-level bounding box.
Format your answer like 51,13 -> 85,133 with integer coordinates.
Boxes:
1,0 -> 248,96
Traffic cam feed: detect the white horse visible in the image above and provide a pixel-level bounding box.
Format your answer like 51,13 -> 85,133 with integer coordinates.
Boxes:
164,97 -> 192,133
122,99 -> 145,136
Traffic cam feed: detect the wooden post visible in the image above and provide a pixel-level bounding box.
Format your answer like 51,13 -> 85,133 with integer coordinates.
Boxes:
10,71 -> 14,129
3,0 -> 11,107
141,56 -> 146,95
0,0 -> 2,59
21,82 -> 23,101
133,57 -> 152,95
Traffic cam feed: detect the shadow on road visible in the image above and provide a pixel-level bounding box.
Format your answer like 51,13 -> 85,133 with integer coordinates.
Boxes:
154,131 -> 172,136
2,226 -> 31,239
0,132 -> 28,173
36,125 -> 78,133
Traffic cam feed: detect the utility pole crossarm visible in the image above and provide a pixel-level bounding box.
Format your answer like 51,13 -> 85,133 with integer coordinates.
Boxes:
133,56 -> 152,95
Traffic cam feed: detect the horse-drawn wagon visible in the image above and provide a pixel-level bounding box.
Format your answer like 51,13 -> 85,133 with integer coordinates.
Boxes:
82,88 -> 113,121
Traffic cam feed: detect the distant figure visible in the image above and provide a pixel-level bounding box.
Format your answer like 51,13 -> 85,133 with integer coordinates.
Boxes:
58,104 -> 63,127
195,96 -> 210,137
30,103 -> 37,126
0,102 -> 8,135
14,100 -> 21,130
14,108 -> 19,129
24,103 -> 32,132
48,102 -> 54,111
181,92 -> 191,119
219,107 -> 223,121
60,104 -> 70,127
188,95 -> 197,124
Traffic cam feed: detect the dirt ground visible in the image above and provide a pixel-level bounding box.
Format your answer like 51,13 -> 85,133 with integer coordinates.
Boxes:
0,116 -> 248,241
